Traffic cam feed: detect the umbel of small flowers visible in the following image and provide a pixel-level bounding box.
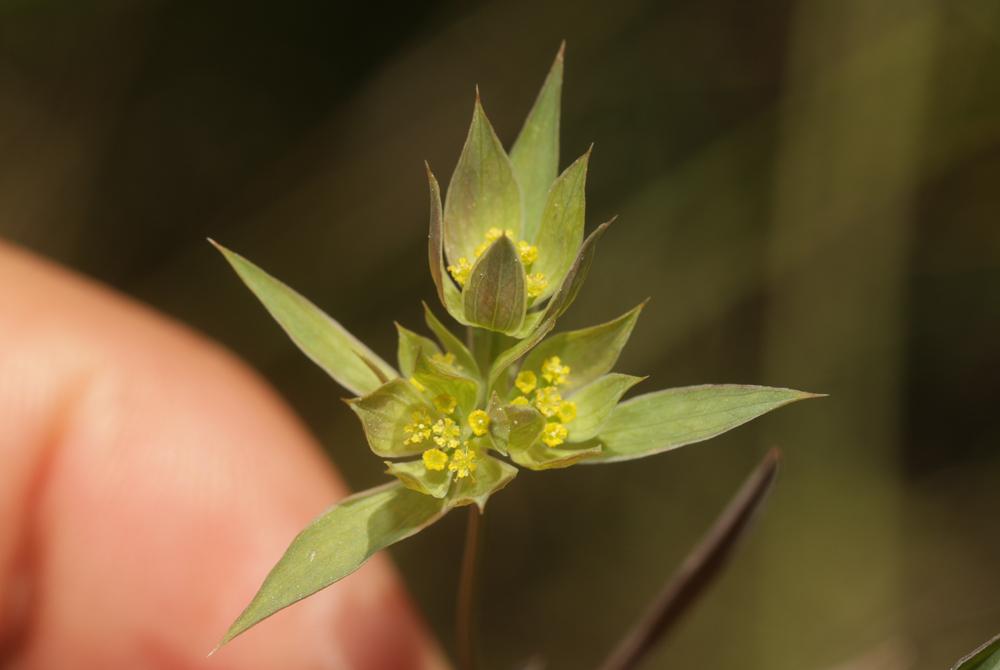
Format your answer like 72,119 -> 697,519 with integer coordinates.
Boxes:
210,45 -> 820,649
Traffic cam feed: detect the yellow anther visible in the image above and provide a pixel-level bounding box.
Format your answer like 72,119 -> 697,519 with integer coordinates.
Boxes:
431,351 -> 456,366
526,272 -> 548,298
534,386 -> 563,417
468,409 -> 490,436
431,417 -> 461,450
541,356 -> 570,386
433,393 -> 457,415
557,400 -> 577,423
403,410 -> 433,445
510,395 -> 530,406
542,422 -> 568,447
515,370 -> 537,394
410,377 -> 426,392
517,240 -> 538,266
447,257 -> 472,286
422,448 -> 448,471
448,446 -> 478,479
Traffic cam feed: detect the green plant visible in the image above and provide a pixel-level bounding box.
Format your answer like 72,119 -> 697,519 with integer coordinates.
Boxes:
210,45 -> 819,665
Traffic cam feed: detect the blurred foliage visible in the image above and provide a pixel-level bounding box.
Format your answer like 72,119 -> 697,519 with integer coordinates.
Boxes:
1,0 -> 998,668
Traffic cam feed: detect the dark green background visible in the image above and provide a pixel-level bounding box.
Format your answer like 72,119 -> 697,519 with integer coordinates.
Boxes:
2,0 -> 998,667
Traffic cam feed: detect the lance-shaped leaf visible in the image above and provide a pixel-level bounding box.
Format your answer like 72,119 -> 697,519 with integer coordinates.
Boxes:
423,302 -> 479,376
346,379 -> 430,458
521,301 -> 645,393
531,149 -> 590,301
412,353 -> 479,415
444,95 -> 522,264
217,483 -> 447,648
396,323 -> 441,378
490,220 -> 612,389
448,453 -> 518,512
565,373 -> 646,442
213,241 -> 397,396
511,44 -> 563,243
384,460 -> 452,498
426,165 -> 466,322
463,236 -> 527,334
953,633 -> 1000,670
591,385 -> 822,463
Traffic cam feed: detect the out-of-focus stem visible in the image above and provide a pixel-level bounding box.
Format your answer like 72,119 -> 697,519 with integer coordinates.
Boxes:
456,505 -> 483,670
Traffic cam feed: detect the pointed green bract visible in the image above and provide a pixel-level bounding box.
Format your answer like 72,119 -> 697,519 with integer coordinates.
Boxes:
212,241 -> 397,396
565,373 -> 645,442
491,403 -> 545,455
426,166 -> 466,322
448,454 -> 518,512
463,236 -> 527,334
217,483 -> 447,648
522,301 -> 645,393
953,633 -> 1000,670
385,460 -> 452,498
396,323 -> 441,378
444,97 -> 522,264
511,46 -> 563,243
412,353 -> 479,415
490,220 -> 612,389
423,303 -> 479,376
592,385 -> 821,463
347,379 -> 430,458
532,150 -> 589,301
509,439 -> 602,470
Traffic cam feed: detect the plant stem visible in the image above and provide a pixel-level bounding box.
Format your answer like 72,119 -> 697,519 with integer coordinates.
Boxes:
456,505 -> 483,670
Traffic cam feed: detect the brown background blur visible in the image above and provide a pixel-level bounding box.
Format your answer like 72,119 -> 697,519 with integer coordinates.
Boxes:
2,1 -> 998,668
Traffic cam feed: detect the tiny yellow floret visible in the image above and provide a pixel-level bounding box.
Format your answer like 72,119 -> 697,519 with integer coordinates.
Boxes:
474,242 -> 489,258
542,356 -> 570,386
558,400 -> 577,423
526,272 -> 548,298
510,395 -> 530,406
422,448 -> 448,471
431,351 -> 456,366
433,393 -> 457,415
432,417 -> 461,450
534,386 -> 563,417
449,446 -> 478,479
485,227 -> 514,242
447,257 -> 472,286
403,410 -> 433,445
468,409 -> 490,436
517,240 -> 538,266
515,370 -> 537,394
542,422 -> 568,447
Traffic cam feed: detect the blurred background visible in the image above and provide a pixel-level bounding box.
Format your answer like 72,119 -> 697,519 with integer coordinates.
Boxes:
1,0 -> 998,667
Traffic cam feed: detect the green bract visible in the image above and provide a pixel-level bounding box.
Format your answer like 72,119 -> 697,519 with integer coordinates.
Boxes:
212,46 -> 821,647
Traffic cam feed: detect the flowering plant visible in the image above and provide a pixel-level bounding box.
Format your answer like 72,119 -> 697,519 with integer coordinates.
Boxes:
211,46 -> 818,657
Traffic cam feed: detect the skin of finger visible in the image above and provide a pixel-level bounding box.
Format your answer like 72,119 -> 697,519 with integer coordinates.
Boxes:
0,242 -> 449,669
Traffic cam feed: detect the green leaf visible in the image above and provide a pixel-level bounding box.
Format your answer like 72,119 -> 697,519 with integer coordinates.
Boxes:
443,95 -> 522,264
212,241 -> 397,396
217,483 -> 447,648
490,402 -> 545,455
511,44 -> 563,243
426,165 -> 466,322
463,236 -> 527,334
531,149 -> 590,301
953,633 -> 1000,670
412,353 -> 479,415
448,453 -> 518,512
422,303 -> 479,377
395,323 -> 441,378
384,459 -> 452,498
592,385 -> 822,463
521,301 -> 645,393
346,379 -> 429,458
489,220 -> 612,388
509,439 -> 602,471
565,373 -> 646,442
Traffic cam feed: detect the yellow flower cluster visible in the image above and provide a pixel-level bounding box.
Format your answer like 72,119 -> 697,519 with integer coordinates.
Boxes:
402,390 -> 491,480
447,227 -> 548,298
512,356 -> 576,447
